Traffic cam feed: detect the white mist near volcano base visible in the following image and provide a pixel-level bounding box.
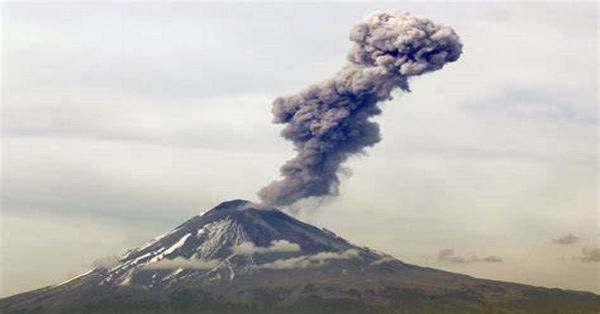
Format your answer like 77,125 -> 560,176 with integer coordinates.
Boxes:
258,10 -> 462,207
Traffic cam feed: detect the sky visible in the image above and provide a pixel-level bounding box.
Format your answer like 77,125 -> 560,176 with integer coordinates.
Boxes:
1,1 -> 598,297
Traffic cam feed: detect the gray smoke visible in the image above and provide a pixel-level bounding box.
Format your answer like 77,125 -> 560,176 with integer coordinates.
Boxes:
552,233 -> 579,245
258,10 -> 462,206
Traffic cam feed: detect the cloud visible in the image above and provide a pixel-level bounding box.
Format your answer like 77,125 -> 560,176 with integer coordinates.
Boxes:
91,256 -> 120,269
234,240 -> 300,255
256,249 -> 360,269
437,249 -> 503,263
573,248 -> 600,263
370,256 -> 398,265
144,257 -> 221,270
463,87 -> 596,124
552,233 -> 579,245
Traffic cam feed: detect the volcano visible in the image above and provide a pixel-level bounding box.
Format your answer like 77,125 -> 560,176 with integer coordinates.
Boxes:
2,200 -> 598,313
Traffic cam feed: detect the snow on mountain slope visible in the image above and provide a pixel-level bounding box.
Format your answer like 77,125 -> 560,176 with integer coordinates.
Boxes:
94,200 -> 385,288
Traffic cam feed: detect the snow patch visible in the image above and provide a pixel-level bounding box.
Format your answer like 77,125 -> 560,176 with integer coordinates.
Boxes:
193,219 -> 242,258
147,233 -> 192,264
118,270 -> 134,286
54,269 -> 94,287
135,227 -> 180,253
226,260 -> 236,281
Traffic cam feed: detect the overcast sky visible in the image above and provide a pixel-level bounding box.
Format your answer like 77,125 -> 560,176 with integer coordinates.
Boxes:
1,1 -> 598,297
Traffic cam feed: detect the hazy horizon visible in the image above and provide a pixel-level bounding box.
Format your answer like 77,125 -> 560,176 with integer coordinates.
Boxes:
1,1 -> 598,297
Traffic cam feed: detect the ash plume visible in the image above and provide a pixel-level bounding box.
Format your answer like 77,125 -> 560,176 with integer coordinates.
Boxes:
258,10 -> 462,206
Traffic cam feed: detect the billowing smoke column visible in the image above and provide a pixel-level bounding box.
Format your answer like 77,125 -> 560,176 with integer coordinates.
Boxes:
259,10 -> 462,207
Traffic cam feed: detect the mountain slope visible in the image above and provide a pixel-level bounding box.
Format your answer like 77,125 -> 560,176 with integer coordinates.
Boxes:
2,200 -> 599,314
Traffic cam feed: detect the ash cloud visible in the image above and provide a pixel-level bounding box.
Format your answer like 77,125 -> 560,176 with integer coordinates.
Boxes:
437,249 -> 503,264
258,10 -> 462,206
552,233 -> 579,245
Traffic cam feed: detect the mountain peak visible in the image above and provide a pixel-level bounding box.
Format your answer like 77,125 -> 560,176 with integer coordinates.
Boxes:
211,199 -> 258,212
88,200 -> 371,288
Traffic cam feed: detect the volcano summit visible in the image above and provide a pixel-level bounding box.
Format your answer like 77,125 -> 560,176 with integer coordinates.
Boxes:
2,200 -> 598,313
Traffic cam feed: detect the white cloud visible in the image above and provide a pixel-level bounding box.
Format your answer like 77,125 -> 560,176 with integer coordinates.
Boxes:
144,257 -> 221,270
371,256 -> 398,265
234,240 -> 300,255
257,249 -> 360,269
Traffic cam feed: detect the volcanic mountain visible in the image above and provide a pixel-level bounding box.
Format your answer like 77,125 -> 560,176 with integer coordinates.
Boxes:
2,200 -> 598,313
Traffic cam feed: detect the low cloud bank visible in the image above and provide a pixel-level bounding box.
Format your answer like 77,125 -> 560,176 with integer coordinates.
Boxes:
574,247 -> 600,262
553,233 -> 579,245
371,256 -> 398,265
235,240 -> 300,255
256,249 -> 360,269
145,257 -> 220,270
437,249 -> 502,263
